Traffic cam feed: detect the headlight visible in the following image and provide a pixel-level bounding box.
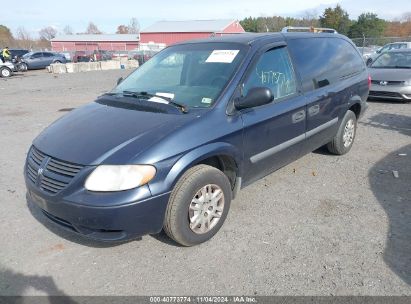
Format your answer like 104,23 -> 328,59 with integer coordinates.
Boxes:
85,165 -> 156,192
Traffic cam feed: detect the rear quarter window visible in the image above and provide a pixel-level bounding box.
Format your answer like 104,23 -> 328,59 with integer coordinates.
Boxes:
287,37 -> 365,92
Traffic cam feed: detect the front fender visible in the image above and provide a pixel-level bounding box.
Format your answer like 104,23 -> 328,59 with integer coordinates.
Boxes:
148,142 -> 242,196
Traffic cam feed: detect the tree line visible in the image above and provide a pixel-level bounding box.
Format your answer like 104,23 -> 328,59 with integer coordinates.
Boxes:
240,5 -> 411,39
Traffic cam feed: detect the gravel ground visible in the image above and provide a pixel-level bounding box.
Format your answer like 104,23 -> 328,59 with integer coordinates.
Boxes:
0,69 -> 410,296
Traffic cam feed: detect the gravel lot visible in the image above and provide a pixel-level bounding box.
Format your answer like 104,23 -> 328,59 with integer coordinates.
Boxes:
0,69 -> 410,296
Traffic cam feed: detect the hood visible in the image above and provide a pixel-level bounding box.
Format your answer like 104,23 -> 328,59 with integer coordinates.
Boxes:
33,97 -> 199,165
369,68 -> 411,82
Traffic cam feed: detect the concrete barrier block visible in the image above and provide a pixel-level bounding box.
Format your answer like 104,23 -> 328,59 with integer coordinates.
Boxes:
50,63 -> 67,74
66,63 -> 75,73
126,60 -> 139,69
101,60 -> 121,70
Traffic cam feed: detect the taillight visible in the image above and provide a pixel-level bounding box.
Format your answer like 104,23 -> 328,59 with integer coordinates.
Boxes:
368,75 -> 372,89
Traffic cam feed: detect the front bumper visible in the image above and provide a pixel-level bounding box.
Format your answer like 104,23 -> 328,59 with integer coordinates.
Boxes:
369,84 -> 411,101
26,178 -> 170,242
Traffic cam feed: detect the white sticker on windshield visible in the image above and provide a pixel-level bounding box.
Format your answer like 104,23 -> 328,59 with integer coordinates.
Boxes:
201,97 -> 213,104
148,92 -> 175,104
206,50 -> 239,63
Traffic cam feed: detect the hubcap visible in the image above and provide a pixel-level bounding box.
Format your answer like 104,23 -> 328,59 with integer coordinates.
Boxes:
343,119 -> 355,147
189,184 -> 224,234
2,69 -> 10,77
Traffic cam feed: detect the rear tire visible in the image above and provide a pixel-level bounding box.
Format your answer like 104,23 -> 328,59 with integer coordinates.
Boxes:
327,110 -> 357,155
0,67 -> 12,77
163,165 -> 232,246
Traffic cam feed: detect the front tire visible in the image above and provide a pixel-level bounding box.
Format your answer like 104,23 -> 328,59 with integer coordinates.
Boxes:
327,110 -> 357,155
164,165 -> 232,246
0,67 -> 12,77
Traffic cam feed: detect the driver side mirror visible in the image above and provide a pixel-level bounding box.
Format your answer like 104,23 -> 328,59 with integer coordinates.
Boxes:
234,87 -> 274,110
376,49 -> 381,54
117,77 -> 123,85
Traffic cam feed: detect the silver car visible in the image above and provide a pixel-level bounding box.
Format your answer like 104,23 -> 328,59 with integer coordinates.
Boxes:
367,42 -> 411,66
21,51 -> 66,70
368,49 -> 411,101
0,60 -> 14,77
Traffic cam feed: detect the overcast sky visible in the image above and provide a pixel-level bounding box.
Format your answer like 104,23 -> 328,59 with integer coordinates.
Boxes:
4,0 -> 409,36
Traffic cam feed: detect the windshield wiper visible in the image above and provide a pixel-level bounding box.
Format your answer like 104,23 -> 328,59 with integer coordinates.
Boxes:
122,91 -> 188,113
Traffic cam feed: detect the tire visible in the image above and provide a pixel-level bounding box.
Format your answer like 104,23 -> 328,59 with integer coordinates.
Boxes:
163,165 -> 232,246
0,67 -> 12,78
20,63 -> 28,71
54,60 -> 61,64
327,110 -> 357,155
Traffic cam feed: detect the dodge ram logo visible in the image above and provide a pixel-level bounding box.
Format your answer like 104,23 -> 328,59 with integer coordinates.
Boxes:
37,168 -> 44,176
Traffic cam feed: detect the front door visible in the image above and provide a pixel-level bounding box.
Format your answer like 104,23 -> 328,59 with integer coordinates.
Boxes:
240,46 -> 306,185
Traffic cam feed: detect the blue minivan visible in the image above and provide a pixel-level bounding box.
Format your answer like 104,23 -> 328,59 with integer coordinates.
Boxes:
25,33 -> 369,246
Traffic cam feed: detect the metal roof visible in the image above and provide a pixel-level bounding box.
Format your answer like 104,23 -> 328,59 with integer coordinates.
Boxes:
141,20 -> 239,33
51,34 -> 140,42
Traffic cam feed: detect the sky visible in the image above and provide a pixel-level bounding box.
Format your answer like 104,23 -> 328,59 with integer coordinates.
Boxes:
3,0 -> 410,37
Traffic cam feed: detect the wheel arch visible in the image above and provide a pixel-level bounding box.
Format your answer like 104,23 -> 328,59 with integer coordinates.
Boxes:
149,142 -> 242,197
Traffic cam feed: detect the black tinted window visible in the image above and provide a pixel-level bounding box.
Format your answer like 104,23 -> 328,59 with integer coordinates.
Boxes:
32,53 -> 43,58
288,37 -> 365,92
43,52 -> 53,57
243,47 -> 297,100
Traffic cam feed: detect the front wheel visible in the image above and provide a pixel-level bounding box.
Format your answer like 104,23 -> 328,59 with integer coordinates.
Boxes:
163,165 -> 232,246
0,67 -> 12,77
327,110 -> 357,155
19,63 -> 28,72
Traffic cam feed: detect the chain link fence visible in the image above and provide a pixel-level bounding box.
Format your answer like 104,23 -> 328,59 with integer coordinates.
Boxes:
351,36 -> 411,47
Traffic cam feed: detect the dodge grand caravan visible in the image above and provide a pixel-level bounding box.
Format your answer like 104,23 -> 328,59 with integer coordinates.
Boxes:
25,33 -> 369,246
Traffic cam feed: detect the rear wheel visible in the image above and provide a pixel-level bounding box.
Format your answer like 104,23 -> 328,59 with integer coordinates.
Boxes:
0,67 -> 12,77
53,60 -> 62,64
327,110 -> 357,155
163,165 -> 232,246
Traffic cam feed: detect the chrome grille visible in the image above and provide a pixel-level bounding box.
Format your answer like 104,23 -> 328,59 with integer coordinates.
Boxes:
26,146 -> 84,195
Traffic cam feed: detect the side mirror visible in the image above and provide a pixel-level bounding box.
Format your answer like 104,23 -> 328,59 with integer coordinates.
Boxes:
376,49 -> 381,54
234,87 -> 274,110
117,77 -> 123,85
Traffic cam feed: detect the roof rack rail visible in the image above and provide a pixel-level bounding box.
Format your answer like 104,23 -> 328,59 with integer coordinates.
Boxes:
281,26 -> 337,34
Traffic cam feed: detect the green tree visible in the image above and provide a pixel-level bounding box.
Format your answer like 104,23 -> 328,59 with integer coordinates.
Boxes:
319,4 -> 351,35
0,25 -> 13,46
240,17 -> 258,32
348,13 -> 386,38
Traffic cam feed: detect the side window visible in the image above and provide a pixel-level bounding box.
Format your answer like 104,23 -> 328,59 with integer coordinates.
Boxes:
243,47 -> 297,101
43,52 -> 53,57
288,38 -> 365,92
32,53 -> 42,59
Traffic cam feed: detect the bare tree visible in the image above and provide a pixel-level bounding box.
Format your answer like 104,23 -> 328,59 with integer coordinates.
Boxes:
63,25 -> 73,35
116,25 -> 130,34
86,22 -> 102,34
16,27 -> 33,49
39,26 -> 57,40
128,18 -> 140,34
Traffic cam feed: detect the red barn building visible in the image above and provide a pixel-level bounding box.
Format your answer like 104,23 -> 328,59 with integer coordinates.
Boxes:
140,20 -> 245,46
51,34 -> 140,52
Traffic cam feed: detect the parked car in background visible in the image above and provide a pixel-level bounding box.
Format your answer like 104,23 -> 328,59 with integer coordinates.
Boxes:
8,48 -> 29,59
357,46 -> 380,62
368,49 -> 411,102
0,60 -> 14,77
128,50 -> 157,65
25,33 -> 369,246
366,42 -> 411,66
21,52 -> 66,70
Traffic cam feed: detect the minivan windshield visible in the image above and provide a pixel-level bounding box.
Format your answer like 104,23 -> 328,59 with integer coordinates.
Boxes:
371,52 -> 411,69
112,43 -> 247,108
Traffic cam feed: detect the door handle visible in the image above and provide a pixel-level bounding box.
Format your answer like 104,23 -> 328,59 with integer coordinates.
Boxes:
292,110 -> 306,123
308,104 -> 320,116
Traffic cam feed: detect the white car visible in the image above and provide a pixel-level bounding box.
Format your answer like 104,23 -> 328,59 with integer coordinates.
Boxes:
367,42 -> 411,65
0,60 -> 14,77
